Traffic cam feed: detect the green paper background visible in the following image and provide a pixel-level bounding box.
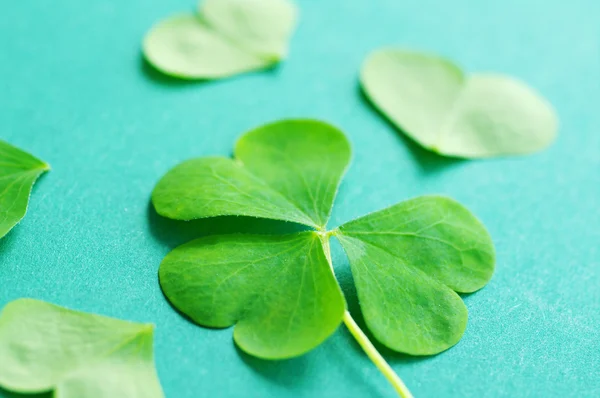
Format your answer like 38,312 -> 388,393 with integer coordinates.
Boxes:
1,0 -> 598,397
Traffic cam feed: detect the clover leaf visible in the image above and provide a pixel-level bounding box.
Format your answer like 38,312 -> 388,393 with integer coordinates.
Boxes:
336,196 -> 494,355
153,119 -> 495,396
153,120 -> 350,229
143,0 -> 297,80
361,48 -> 558,158
0,140 -> 49,239
0,298 -> 164,398
160,232 -> 346,359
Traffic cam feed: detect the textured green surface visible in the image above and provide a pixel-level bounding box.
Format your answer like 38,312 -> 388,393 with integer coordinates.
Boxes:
0,299 -> 163,397
0,0 -> 598,397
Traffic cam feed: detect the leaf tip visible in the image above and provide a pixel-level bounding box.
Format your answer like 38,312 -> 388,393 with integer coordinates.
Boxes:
141,323 -> 156,335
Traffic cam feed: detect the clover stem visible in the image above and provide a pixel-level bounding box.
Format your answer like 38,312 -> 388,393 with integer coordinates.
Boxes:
342,312 -> 413,398
318,233 -> 413,398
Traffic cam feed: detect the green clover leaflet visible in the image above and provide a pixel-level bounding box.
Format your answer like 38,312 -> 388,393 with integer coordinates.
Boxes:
0,140 -> 49,239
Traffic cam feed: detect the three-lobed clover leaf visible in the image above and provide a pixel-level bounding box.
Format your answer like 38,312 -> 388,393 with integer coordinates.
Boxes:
0,298 -> 164,398
143,0 -> 297,80
153,119 -> 495,364
361,48 -> 558,158
0,140 -> 49,239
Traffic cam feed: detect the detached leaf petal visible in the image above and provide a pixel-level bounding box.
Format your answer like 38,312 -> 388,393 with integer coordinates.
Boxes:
152,120 -> 351,229
202,0 -> 297,59
143,0 -> 297,80
0,299 -> 164,398
0,140 -> 49,238
336,195 -> 495,354
361,49 -> 558,158
159,232 -> 346,359
143,14 -> 269,80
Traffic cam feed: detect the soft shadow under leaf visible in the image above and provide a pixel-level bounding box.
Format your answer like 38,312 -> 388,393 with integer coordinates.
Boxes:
0,387 -> 52,398
236,345 -> 309,386
140,56 -> 204,87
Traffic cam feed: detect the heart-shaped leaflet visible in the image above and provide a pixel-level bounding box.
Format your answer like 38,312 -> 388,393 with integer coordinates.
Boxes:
143,0 -> 297,80
361,49 -> 558,158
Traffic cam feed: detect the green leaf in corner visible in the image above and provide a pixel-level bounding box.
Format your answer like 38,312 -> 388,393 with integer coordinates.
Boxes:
160,232 -> 345,359
0,298 -> 164,398
360,48 -> 558,158
0,140 -> 49,238
143,0 -> 298,80
335,195 -> 495,355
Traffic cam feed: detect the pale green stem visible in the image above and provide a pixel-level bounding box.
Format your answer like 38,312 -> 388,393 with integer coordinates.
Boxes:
318,233 -> 414,398
342,312 -> 414,398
